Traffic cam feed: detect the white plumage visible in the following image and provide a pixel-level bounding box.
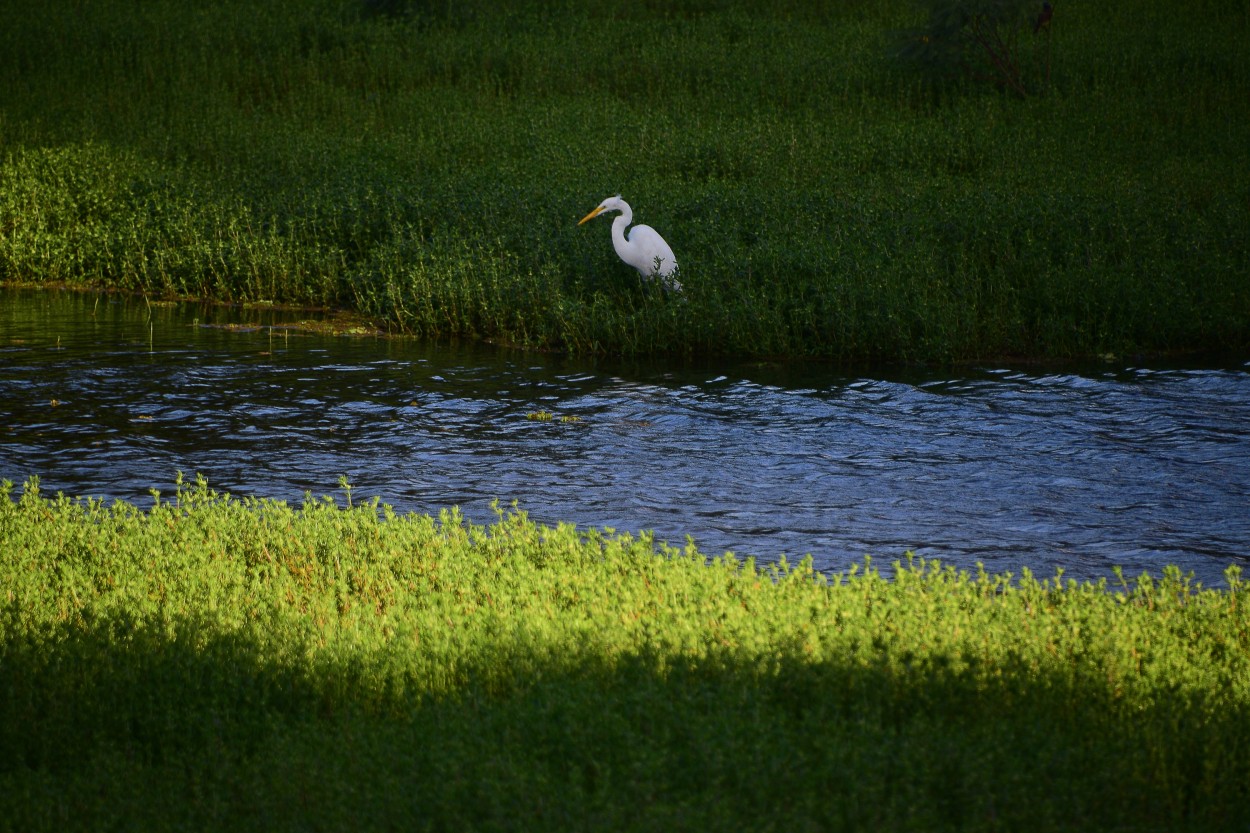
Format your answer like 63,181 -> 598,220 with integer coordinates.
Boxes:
578,195 -> 681,292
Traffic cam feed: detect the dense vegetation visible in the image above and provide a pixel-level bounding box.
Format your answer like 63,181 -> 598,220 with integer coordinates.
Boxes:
0,0 -> 1246,361
5,5 -> 1245,826
2,475 -> 1248,831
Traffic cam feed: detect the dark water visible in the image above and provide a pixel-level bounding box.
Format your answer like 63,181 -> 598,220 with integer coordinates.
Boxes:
3,287 -> 1249,587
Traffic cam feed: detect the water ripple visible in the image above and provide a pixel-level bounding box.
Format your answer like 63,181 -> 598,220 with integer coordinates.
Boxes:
3,289 -> 1249,586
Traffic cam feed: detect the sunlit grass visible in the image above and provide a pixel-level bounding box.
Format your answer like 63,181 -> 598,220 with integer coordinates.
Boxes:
1,474 -> 1248,831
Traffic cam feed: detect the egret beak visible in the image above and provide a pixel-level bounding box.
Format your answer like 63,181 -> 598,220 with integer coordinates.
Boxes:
578,205 -> 607,225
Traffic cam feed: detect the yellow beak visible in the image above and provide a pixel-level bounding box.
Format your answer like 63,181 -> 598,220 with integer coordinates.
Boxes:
577,205 -> 607,226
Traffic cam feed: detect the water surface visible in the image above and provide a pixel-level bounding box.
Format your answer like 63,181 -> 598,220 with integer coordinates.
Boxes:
3,288 -> 1248,587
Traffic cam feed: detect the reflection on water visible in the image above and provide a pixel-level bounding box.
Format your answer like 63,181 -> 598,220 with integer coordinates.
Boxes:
3,287 -> 1249,586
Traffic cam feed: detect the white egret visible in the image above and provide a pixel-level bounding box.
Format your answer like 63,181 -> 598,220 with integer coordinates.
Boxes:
578,195 -> 681,292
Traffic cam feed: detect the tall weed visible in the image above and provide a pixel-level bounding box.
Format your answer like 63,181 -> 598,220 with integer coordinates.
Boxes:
0,0 -> 1246,361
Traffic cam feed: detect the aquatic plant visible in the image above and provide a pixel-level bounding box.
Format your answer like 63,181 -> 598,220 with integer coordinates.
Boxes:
1,475 -> 1248,830
895,0 -> 1057,97
0,0 -> 1246,362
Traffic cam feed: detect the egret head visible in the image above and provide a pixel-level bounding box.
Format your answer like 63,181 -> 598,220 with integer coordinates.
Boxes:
578,195 -> 626,225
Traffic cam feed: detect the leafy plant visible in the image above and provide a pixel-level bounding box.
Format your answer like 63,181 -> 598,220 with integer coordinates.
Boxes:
897,0 -> 1057,97
1,476 -> 1249,830
1,0 -> 1246,363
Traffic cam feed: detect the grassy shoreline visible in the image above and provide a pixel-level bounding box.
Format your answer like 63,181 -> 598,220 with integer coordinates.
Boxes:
2,0 -> 1248,362
2,475 -> 1248,830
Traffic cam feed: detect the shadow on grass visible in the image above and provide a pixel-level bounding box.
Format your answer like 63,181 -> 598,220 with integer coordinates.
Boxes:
1,613 -> 1245,832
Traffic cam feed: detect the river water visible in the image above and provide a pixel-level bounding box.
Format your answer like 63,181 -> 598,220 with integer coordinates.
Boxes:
3,287 -> 1248,587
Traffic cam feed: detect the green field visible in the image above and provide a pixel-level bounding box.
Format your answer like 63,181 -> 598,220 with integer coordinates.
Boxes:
2,475 -> 1248,831
2,0 -> 1247,361
5,5 -> 1248,828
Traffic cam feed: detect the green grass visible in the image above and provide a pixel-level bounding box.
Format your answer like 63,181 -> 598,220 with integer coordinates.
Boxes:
1,0 -> 1248,361
2,474 -> 1248,831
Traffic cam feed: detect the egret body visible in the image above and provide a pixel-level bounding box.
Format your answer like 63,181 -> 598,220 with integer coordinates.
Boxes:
578,195 -> 681,291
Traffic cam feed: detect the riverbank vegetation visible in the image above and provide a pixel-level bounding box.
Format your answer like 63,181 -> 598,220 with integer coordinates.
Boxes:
2,475 -> 1248,831
1,0 -> 1247,362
